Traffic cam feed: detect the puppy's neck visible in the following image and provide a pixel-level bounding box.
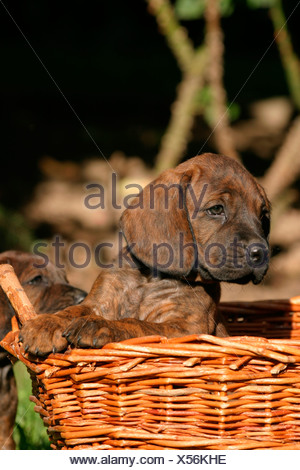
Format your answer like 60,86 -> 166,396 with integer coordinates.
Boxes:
184,271 -> 204,282
126,249 -> 219,288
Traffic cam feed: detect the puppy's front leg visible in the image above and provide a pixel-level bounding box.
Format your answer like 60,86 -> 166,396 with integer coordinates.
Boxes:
19,267 -> 144,356
19,304 -> 93,356
63,314 -> 228,349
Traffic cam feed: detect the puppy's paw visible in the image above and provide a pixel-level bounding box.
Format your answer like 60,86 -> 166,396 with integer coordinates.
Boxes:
19,314 -> 69,356
63,317 -> 115,348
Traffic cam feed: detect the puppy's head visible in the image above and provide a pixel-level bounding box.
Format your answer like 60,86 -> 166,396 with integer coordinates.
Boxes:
120,153 -> 270,285
0,250 -> 86,340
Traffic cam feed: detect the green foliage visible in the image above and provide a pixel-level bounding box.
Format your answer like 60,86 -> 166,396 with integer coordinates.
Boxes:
0,205 -> 33,252
227,102 -> 240,122
175,0 -> 205,20
197,85 -> 214,125
175,0 -> 234,20
175,0 -> 277,20
247,0 -> 277,8
196,85 -> 240,125
13,362 -> 50,450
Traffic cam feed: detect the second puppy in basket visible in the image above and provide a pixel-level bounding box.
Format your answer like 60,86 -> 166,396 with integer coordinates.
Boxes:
0,250 -> 87,449
20,153 -> 271,355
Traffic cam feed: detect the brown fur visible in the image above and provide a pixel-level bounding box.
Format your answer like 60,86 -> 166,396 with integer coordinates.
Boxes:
19,153 -> 270,355
0,251 -> 86,449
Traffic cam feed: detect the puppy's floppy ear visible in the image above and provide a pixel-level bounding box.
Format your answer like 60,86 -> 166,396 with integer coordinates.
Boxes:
120,166 -> 200,275
257,182 -> 271,213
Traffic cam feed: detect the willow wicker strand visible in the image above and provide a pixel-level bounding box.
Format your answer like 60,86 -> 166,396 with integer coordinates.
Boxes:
1,264 -> 300,450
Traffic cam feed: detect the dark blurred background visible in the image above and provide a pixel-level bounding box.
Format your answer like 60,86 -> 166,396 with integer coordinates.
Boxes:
0,1 -> 297,205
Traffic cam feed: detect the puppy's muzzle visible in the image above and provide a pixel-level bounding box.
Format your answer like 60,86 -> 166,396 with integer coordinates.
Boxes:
200,238 -> 269,285
246,241 -> 269,284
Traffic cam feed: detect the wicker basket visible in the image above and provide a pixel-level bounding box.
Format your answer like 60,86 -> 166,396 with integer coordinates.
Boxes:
1,264 -> 300,450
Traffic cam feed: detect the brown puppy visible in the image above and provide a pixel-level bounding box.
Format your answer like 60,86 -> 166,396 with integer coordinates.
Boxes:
20,153 -> 271,355
0,250 -> 86,450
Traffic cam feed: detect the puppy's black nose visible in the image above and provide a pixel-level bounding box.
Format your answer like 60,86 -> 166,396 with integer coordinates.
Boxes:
248,245 -> 266,266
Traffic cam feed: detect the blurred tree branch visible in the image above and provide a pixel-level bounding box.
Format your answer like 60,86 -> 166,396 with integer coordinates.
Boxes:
154,48 -> 207,173
204,0 -> 239,160
147,0 -> 239,173
147,0 -> 207,173
269,0 -> 300,111
147,0 -> 194,73
262,0 -> 300,208
148,0 -> 300,214
262,115 -> 300,202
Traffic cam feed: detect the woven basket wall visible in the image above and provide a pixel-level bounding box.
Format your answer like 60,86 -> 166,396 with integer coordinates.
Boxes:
2,298 -> 300,450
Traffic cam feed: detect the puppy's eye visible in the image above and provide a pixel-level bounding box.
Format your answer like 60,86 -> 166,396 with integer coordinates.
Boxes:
206,205 -> 225,216
27,275 -> 43,285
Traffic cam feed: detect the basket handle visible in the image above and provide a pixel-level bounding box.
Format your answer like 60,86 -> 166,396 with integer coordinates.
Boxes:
0,264 -> 37,326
